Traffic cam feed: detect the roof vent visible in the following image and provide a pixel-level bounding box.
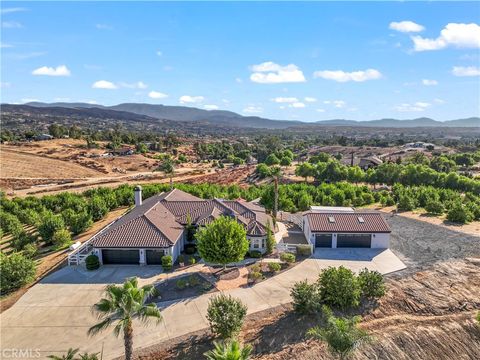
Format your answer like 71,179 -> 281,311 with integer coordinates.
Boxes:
358,216 -> 365,223
328,216 -> 335,223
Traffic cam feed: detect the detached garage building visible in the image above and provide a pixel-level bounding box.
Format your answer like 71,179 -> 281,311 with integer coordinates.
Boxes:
303,210 -> 391,249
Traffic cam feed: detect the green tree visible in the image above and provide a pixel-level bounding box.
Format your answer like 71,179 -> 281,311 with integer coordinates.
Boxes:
265,220 -> 275,254
265,154 -> 280,166
88,196 -> 108,221
88,277 -> 162,360
157,157 -> 175,190
270,166 -> 282,219
47,348 -> 79,360
204,340 -> 252,360
280,156 -> 292,167
38,213 -> 65,244
425,199 -> 445,215
52,229 -> 72,249
196,216 -> 249,270
446,202 -> 474,224
291,280 -> 320,314
307,306 -> 370,360
256,163 -> 271,179
357,268 -> 386,299
0,252 -> 36,294
317,266 -> 361,310
207,294 -> 247,339
295,162 -> 314,182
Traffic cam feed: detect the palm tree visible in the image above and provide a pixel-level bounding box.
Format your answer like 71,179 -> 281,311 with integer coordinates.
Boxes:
158,158 -> 175,190
48,348 -> 79,360
204,340 -> 252,360
269,166 -> 282,219
307,307 -> 370,360
88,277 -> 162,360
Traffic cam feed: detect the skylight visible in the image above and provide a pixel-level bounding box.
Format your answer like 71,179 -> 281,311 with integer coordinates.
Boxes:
358,216 -> 365,223
328,216 -> 335,223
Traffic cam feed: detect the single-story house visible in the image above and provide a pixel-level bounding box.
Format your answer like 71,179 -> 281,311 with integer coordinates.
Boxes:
303,207 -> 391,249
90,187 -> 275,265
35,134 -> 54,141
358,156 -> 383,170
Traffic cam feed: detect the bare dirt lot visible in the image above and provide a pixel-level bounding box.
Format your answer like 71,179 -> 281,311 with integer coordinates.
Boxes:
132,215 -> 480,360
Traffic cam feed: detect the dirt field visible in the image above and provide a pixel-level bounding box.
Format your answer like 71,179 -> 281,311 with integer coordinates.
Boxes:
131,215 -> 480,360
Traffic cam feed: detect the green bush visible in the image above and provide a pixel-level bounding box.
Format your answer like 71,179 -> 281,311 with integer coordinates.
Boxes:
425,199 -> 445,215
447,203 -> 474,224
22,243 -> 38,259
188,256 -> 196,265
249,250 -> 262,258
52,229 -> 72,249
207,294 -> 247,339
280,252 -> 296,264
358,268 -> 386,299
317,266 -> 361,310
161,255 -> 173,271
296,244 -> 312,256
178,255 -> 185,264
0,252 -> 36,294
38,213 -> 65,244
267,262 -> 281,272
291,280 -> 320,314
249,271 -> 263,282
176,278 -> 187,290
85,254 -> 100,270
12,231 -> 35,251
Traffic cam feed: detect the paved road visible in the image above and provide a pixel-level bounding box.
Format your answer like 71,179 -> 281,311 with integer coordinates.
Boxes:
0,249 -> 405,359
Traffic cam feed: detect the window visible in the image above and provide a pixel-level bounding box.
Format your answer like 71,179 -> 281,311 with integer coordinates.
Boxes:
262,238 -> 266,248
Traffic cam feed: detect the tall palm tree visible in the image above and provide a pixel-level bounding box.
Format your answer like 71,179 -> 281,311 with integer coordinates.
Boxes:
88,277 -> 162,360
159,158 -> 175,190
204,340 -> 252,360
269,166 -> 282,219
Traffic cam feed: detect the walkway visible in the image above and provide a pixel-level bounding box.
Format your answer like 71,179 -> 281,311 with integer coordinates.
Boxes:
0,249 -> 405,359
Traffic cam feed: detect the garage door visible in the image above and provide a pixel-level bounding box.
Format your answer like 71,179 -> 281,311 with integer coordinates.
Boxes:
337,234 -> 371,248
315,234 -> 333,247
146,249 -> 166,265
102,249 -> 139,264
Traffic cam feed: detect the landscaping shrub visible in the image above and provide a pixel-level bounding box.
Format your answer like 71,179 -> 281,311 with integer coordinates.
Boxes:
85,254 -> 100,271
0,252 -> 36,294
176,278 -> 187,290
267,262 -> 281,272
249,250 -> 262,258
188,256 -> 196,265
178,255 -> 185,264
207,294 -> 247,339
161,255 -> 173,271
22,243 -> 38,259
425,199 -> 445,215
204,340 -> 252,360
249,271 -> 262,283
11,230 -> 35,251
317,266 -> 361,310
296,244 -> 312,256
291,280 -> 320,314
38,213 -> 65,244
52,229 -> 72,249
446,202 -> 474,224
280,252 -> 296,264
250,264 -> 261,273
358,268 -> 386,299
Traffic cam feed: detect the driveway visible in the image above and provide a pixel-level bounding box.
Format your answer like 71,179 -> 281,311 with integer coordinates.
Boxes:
0,250 -> 404,359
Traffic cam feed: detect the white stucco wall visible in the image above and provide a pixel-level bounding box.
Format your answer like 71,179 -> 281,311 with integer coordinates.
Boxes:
303,216 -> 314,246
371,232 -> 390,248
247,236 -> 267,253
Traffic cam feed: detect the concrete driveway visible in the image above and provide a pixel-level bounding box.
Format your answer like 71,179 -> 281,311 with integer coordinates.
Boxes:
0,250 -> 405,359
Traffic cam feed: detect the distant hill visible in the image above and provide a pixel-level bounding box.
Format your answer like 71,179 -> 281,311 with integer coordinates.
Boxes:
16,102 -> 480,129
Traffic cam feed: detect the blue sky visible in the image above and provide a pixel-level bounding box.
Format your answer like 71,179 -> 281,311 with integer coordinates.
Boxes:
1,1 -> 479,121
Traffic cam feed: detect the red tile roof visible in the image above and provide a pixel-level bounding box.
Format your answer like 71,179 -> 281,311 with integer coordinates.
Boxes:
306,212 -> 391,233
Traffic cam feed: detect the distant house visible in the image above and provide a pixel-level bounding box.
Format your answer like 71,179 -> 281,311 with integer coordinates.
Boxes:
89,187 -> 276,265
303,207 -> 391,249
109,147 -> 134,156
358,156 -> 383,170
404,142 -> 435,149
35,134 -> 53,141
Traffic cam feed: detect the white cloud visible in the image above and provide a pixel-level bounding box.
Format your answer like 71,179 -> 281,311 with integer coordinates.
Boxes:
316,109 -> 325,113
304,97 -> 317,102
221,99 -> 230,104
179,95 -> 204,104
119,81 -> 148,89
2,21 -> 23,28
148,91 -> 168,99
156,50 -> 163,57
452,66 -> 480,77
314,69 -> 382,82
271,97 -> 298,103
1,7 -> 28,14
85,100 -> 98,104
96,24 -> 113,30
395,102 -> 431,112
250,61 -> 306,84
422,79 -> 438,86
389,21 -> 425,33
32,65 -> 71,77
411,23 -> 480,51
21,98 -> 40,103
324,100 -> 347,108
1,82 -> 12,88
6,52 -> 46,60
204,104 -> 219,110
434,98 -> 445,104
92,80 -> 117,89
243,106 -> 263,114
54,97 -> 71,102
235,77 -> 243,83
1,42 -> 13,48
290,102 -> 305,108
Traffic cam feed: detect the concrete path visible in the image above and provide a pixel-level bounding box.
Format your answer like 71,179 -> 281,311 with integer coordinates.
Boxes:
0,249 -> 405,359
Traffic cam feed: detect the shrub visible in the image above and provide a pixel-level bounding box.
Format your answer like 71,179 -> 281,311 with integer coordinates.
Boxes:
296,244 -> 312,256
204,340 -> 252,360
358,268 -> 386,299
12,231 -> 35,251
268,262 -> 281,272
161,255 -> 173,270
291,280 -> 320,314
0,252 -> 36,294
397,194 -> 416,211
250,264 -> 261,273
188,256 -> 196,265
176,278 -> 187,290
249,271 -> 262,282
280,252 -> 296,264
52,229 -> 72,249
188,274 -> 200,286
178,255 -> 185,264
447,203 -> 474,224
425,199 -> 445,215
317,266 -> 361,310
22,243 -> 38,259
207,294 -> 247,339
249,250 -> 262,258
38,213 -> 65,244
85,254 -> 100,270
